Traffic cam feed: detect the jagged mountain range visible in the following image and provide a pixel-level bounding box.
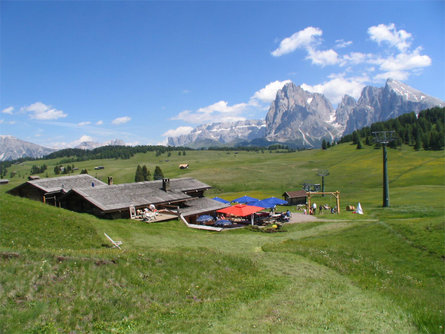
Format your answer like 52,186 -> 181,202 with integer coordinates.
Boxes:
2,79 -> 444,160
168,120 -> 266,148
168,79 -> 445,148
0,135 -> 56,161
0,137 -> 126,161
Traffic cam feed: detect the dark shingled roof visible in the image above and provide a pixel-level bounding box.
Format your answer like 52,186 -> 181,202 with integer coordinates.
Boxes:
179,197 -> 230,217
27,174 -> 106,193
64,177 -> 212,212
283,190 -> 307,198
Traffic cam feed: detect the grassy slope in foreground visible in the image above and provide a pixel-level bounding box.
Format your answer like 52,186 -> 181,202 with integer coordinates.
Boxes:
1,144 -> 444,333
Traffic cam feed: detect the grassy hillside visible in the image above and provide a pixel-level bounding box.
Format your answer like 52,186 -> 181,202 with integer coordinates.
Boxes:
1,144 -> 444,333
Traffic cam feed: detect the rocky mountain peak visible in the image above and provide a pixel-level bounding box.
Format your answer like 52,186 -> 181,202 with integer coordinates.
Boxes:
265,84 -> 338,147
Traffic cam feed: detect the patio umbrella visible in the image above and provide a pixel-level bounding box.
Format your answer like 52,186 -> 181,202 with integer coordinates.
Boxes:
215,219 -> 232,227
231,195 -> 258,204
247,199 -> 275,209
217,204 -> 264,217
196,215 -> 214,222
212,197 -> 231,204
263,197 -> 288,206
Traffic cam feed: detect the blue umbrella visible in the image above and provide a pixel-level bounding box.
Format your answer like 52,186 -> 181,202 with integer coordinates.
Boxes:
212,197 -> 231,204
248,199 -> 276,209
215,219 -> 232,227
196,215 -> 214,222
263,197 -> 288,206
232,195 -> 258,204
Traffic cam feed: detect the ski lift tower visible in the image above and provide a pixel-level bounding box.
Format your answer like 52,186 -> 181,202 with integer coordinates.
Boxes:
373,131 -> 396,207
317,169 -> 329,196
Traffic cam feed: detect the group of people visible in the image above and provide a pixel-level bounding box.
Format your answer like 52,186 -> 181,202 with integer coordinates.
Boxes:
136,204 -> 158,222
304,203 -> 337,215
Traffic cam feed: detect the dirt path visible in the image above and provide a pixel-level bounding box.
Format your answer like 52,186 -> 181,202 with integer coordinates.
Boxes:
287,212 -> 322,224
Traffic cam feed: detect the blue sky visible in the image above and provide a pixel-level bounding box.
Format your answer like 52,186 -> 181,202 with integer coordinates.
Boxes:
1,0 -> 444,148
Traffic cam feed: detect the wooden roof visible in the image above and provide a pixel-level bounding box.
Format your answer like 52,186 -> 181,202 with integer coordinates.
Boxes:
13,174 -> 106,194
283,190 -> 307,198
179,197 -> 230,217
62,177 -> 212,213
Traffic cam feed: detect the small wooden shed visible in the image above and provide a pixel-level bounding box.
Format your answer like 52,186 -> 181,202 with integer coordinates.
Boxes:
282,190 -> 307,205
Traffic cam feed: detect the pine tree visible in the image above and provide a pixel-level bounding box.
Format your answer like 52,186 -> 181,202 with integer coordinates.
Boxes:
153,166 -> 164,180
414,131 -> 422,151
352,131 -> 359,145
321,139 -> 327,150
135,165 -> 144,182
356,137 -> 363,149
142,165 -> 151,181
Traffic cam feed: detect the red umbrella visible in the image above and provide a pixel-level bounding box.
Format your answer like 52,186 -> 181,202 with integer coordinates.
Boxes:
217,204 -> 264,217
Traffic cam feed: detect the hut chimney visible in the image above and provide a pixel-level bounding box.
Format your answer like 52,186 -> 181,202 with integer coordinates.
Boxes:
108,176 -> 113,185
162,178 -> 170,191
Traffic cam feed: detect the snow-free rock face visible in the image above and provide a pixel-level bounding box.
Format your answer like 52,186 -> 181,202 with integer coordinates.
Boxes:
0,135 -> 55,161
167,120 -> 266,147
265,83 -> 341,147
344,79 -> 445,134
335,95 -> 357,127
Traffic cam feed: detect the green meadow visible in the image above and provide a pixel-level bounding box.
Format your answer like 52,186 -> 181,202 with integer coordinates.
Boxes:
1,143 -> 444,333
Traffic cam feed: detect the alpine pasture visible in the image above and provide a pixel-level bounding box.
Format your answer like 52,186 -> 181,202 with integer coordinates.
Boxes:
1,143 -> 444,333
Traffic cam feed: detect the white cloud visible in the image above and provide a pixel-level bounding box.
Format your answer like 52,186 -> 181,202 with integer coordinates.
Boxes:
112,116 -> 131,125
335,39 -> 352,49
251,80 -> 292,103
340,52 -> 370,66
173,101 -> 248,124
172,80 -> 294,125
1,106 -> 14,114
307,48 -> 339,66
96,120 -> 103,125
78,121 -> 91,126
271,26 -> 322,57
22,102 -> 67,120
271,23 -> 431,88
301,74 -> 368,105
373,47 -> 431,79
162,126 -> 194,138
78,135 -> 93,142
368,23 -> 412,52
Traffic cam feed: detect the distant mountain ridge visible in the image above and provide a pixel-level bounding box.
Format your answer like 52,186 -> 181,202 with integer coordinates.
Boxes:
0,135 -> 55,161
0,137 -> 127,161
167,120 -> 266,148
168,79 -> 445,148
75,139 -> 126,150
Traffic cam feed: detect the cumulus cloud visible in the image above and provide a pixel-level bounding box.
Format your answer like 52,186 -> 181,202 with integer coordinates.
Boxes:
96,120 -> 103,125
251,80 -> 292,103
368,23 -> 412,52
172,80 -> 292,125
272,26 -> 340,67
78,121 -> 91,126
78,135 -> 93,142
372,47 -> 431,80
162,126 -> 194,138
302,74 -> 368,105
271,26 -> 322,57
272,23 -> 431,86
2,106 -> 14,114
112,116 -> 131,125
173,101 -> 248,124
22,102 -> 67,120
307,48 -> 339,67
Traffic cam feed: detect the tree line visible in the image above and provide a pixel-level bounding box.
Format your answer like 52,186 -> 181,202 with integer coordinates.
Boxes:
338,107 -> 444,150
134,165 -> 164,182
44,145 -> 192,162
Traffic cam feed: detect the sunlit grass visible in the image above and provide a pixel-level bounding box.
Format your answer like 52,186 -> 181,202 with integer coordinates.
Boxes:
1,143 -> 444,333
